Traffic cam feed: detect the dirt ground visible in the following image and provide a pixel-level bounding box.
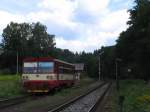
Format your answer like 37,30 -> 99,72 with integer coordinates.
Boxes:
95,83 -> 117,112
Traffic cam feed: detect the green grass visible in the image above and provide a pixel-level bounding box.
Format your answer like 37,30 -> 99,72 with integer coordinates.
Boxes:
19,78 -> 97,112
0,74 -> 95,99
119,79 -> 150,112
0,75 -> 24,99
55,77 -> 95,96
0,74 -> 20,81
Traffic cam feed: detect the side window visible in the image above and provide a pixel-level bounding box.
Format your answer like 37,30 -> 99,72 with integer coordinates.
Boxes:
59,66 -> 64,74
59,68 -> 62,74
58,65 -> 74,74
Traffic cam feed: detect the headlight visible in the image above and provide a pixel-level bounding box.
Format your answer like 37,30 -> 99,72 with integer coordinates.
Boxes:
22,76 -> 28,80
47,76 -> 52,79
26,76 -> 28,79
22,76 -> 25,79
46,76 -> 50,79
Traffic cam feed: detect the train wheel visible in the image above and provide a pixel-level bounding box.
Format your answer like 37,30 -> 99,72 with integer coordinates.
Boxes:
50,88 -> 56,95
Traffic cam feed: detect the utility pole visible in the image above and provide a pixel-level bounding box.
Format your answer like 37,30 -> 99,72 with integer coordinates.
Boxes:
99,51 -> 104,81
16,51 -> 19,74
115,58 -> 122,91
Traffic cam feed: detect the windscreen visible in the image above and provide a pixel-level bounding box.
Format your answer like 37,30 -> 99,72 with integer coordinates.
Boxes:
23,62 -> 54,74
23,62 -> 37,73
38,62 -> 54,73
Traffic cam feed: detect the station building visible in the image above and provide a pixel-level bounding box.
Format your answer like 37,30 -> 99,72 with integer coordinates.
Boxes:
74,63 -> 84,80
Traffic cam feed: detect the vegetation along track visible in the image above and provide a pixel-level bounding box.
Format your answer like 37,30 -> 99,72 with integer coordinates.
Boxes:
48,82 -> 111,112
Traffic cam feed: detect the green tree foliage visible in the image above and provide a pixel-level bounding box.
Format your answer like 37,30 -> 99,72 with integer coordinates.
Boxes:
116,0 -> 150,80
0,22 -> 116,78
1,0 -> 149,80
77,52 -> 98,78
93,46 -> 116,79
0,22 -> 55,73
28,23 -> 55,57
100,46 -> 116,79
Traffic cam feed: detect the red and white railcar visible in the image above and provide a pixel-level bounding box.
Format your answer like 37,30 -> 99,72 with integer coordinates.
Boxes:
22,57 -> 75,92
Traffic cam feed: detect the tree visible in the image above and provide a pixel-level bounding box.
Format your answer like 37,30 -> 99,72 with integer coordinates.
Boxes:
27,22 -> 55,57
116,0 -> 150,80
0,22 -> 55,73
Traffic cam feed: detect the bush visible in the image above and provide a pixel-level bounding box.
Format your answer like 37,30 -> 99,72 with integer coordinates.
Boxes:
0,68 -> 12,74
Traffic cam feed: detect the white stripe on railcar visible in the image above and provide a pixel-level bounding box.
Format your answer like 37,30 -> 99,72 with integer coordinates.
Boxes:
22,74 -> 57,80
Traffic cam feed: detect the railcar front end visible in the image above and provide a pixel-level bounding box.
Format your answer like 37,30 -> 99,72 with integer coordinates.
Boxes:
22,57 -> 75,93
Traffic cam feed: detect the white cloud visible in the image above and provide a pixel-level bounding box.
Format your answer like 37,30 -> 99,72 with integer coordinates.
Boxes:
56,37 -> 85,52
55,8 -> 129,52
0,0 -> 130,52
55,28 -> 123,52
56,30 -> 120,52
0,10 -> 25,33
99,9 -> 129,32
38,0 -> 75,20
27,11 -> 76,29
76,0 -> 110,15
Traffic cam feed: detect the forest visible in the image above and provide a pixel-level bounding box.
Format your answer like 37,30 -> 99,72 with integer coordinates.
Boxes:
0,0 -> 149,80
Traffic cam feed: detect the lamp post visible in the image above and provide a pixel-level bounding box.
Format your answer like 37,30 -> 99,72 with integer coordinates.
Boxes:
16,51 -> 19,75
99,51 -> 104,81
115,58 -> 122,91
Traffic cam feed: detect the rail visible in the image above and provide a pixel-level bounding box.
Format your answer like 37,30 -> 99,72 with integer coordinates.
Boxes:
88,83 -> 112,112
0,95 -> 29,109
48,82 -> 111,112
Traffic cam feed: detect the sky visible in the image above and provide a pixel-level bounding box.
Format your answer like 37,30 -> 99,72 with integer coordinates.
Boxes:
0,0 -> 134,52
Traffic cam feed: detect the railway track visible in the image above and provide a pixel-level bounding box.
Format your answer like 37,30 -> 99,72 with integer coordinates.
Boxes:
0,82 -> 103,110
0,94 -> 47,109
48,82 -> 111,112
0,95 -> 29,109
0,82 -> 110,111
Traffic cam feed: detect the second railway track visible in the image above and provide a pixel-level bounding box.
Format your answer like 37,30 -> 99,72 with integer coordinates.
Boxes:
0,82 -> 111,112
48,82 -> 111,112
0,95 -> 29,109
0,94 -> 47,109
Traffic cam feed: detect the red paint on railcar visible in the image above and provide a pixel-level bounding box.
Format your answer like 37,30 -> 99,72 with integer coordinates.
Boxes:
23,57 -> 54,62
23,80 -> 75,92
22,57 -> 75,92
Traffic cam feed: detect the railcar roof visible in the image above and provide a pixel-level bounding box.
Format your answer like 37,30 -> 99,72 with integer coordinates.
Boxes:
23,57 -> 74,66
54,59 -> 74,66
23,57 -> 54,62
